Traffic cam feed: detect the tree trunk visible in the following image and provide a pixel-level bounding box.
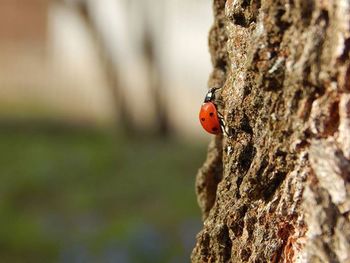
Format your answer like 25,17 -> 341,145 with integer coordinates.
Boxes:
192,0 -> 350,262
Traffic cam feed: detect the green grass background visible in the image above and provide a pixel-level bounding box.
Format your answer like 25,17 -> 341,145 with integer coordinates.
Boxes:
0,125 -> 207,262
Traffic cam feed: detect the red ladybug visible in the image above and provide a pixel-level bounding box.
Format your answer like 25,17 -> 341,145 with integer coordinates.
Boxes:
199,88 -> 224,135
199,102 -> 221,134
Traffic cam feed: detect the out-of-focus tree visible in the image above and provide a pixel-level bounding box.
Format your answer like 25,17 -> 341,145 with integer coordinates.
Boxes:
59,0 -> 132,131
59,0 -> 169,135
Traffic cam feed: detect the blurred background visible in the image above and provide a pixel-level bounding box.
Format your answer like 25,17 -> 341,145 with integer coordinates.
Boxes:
0,0 -> 213,262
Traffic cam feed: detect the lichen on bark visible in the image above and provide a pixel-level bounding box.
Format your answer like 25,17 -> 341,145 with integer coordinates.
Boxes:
192,0 -> 350,262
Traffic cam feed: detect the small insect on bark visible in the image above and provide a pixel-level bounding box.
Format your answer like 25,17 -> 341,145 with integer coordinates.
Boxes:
199,87 -> 228,135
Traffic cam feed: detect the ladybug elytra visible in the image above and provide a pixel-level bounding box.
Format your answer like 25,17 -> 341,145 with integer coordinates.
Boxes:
199,102 -> 221,134
199,88 -> 225,135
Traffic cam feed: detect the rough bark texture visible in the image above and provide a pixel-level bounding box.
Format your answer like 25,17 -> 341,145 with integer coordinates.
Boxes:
192,0 -> 350,262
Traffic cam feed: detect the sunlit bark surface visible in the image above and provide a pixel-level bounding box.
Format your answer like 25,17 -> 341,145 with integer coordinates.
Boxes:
192,0 -> 350,262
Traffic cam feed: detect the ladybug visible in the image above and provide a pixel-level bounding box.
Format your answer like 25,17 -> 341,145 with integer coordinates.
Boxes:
199,88 -> 225,135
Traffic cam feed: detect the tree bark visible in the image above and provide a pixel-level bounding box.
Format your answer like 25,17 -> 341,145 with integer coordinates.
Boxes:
192,0 -> 350,262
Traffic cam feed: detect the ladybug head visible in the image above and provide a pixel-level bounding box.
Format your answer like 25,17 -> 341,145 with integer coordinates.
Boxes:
204,87 -> 219,103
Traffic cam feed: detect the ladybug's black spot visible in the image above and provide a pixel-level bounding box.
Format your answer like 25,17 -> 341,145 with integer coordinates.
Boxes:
209,112 -> 214,117
201,118 -> 205,122
212,127 -> 218,132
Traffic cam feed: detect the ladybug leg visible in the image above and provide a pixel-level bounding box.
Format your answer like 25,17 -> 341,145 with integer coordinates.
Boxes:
210,87 -> 221,92
217,112 -> 231,137
215,99 -> 225,107
211,87 -> 223,106
207,87 -> 223,104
